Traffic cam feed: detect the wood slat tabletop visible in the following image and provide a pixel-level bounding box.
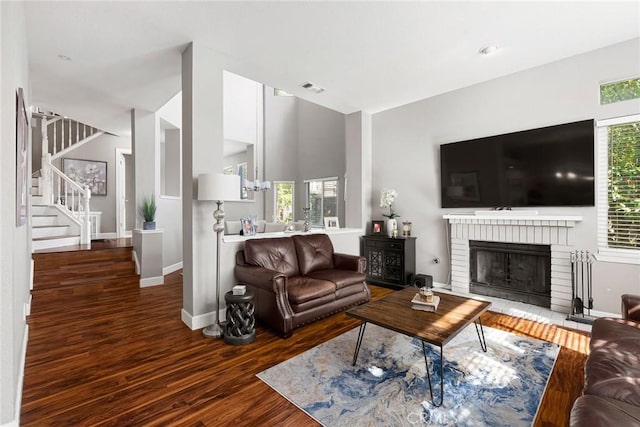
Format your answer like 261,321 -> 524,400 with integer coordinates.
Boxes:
347,287 -> 491,347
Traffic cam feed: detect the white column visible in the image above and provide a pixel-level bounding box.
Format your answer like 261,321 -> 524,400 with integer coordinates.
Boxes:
181,42 -> 227,329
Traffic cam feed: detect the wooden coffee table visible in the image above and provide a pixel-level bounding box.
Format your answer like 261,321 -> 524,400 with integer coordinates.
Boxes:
346,287 -> 491,407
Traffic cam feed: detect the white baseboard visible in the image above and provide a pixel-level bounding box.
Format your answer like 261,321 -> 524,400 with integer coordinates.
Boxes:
93,232 -> 117,239
139,276 -> 164,287
2,324 -> 30,427
181,308 -> 226,331
30,258 -> 34,291
163,261 -> 183,276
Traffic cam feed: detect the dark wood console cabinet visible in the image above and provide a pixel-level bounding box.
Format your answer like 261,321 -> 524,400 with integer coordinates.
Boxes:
359,235 -> 416,289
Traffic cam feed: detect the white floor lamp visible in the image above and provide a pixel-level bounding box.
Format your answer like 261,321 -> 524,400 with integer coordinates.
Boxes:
198,173 -> 241,338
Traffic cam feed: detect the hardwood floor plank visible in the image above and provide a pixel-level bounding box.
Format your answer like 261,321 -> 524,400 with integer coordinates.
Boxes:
22,253 -> 589,426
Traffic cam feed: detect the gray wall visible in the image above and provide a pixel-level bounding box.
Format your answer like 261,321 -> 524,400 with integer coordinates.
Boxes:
371,38 -> 640,313
264,87 -> 347,225
52,133 -> 132,234
0,2 -> 30,424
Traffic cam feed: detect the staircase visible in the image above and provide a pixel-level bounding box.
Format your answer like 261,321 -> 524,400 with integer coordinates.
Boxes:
31,175 -> 82,250
30,246 -> 139,320
31,112 -> 105,251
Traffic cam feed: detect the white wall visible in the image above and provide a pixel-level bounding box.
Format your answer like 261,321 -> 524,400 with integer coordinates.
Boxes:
372,39 -> 640,313
0,2 -> 30,424
156,92 -> 183,271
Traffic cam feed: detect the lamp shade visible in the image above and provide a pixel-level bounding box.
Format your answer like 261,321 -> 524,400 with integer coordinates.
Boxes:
197,173 -> 241,201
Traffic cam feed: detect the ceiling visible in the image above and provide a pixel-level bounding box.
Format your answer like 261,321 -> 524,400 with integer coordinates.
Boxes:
25,1 -> 640,136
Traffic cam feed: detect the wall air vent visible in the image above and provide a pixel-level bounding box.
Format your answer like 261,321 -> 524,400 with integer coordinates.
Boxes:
300,81 -> 325,94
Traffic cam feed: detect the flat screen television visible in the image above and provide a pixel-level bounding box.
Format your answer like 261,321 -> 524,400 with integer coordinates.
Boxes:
440,119 -> 595,208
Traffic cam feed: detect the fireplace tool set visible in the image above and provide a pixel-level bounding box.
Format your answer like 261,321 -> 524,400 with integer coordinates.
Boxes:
567,250 -> 596,324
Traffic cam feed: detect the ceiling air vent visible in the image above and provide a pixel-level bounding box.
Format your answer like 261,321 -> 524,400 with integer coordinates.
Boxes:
300,81 -> 325,94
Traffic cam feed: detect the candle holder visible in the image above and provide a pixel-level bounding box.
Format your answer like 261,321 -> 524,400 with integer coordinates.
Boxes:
303,207 -> 311,232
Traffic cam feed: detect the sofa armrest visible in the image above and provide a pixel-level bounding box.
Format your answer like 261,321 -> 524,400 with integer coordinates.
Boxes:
235,264 -> 288,294
622,294 -> 640,322
333,253 -> 366,274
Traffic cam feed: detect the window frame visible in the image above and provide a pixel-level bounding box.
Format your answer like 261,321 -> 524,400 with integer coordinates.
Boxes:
599,76 -> 640,105
304,176 -> 339,227
596,114 -> 640,265
273,181 -> 295,223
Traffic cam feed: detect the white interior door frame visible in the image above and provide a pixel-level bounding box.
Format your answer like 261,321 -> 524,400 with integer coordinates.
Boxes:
115,147 -> 132,238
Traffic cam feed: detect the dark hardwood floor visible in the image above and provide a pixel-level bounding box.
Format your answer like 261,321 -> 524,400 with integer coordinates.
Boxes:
22,247 -> 589,426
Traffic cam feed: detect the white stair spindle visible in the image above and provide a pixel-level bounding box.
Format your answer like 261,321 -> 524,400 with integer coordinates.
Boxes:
53,121 -> 58,154
83,187 -> 91,244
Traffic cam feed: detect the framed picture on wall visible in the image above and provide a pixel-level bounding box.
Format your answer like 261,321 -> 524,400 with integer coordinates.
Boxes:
62,158 -> 108,196
371,220 -> 385,235
324,216 -> 340,230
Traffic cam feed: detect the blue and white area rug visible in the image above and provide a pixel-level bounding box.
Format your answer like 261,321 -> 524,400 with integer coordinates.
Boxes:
257,324 -> 559,426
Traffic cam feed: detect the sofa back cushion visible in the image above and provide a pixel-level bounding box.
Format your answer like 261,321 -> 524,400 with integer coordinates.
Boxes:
292,234 -> 335,276
243,237 -> 300,277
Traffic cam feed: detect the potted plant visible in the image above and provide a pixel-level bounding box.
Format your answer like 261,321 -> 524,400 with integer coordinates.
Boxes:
140,195 -> 157,230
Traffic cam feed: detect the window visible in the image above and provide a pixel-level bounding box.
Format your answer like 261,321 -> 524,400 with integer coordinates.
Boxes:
305,177 -> 338,227
274,181 -> 294,223
596,114 -> 640,264
600,78 -> 640,105
238,162 -> 248,200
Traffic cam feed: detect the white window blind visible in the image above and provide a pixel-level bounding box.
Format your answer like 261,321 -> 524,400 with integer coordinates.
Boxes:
596,115 -> 640,263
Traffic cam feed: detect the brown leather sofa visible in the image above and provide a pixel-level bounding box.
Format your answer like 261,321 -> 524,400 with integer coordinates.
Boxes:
570,294 -> 640,426
234,233 -> 370,338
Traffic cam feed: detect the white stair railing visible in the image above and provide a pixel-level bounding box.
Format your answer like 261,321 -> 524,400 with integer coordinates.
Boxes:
41,153 -> 91,244
35,112 -> 103,160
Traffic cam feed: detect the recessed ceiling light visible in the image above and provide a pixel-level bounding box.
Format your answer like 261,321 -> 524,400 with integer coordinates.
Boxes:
57,54 -> 73,61
478,45 -> 501,56
300,81 -> 325,94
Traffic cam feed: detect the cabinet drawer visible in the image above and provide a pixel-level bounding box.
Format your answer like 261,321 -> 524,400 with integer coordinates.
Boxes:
364,240 -> 404,250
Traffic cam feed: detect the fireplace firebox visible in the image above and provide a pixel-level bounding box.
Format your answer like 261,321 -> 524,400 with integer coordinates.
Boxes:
469,241 -> 551,308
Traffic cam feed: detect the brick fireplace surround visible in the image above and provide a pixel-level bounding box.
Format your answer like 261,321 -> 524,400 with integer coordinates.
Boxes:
443,213 -> 582,313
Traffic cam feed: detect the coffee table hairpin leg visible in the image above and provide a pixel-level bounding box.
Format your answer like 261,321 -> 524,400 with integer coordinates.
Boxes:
422,341 -> 444,407
422,316 -> 488,408
351,322 -> 368,366
474,317 -> 488,352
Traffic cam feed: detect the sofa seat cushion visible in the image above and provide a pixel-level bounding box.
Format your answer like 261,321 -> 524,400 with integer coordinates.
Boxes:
336,283 -> 367,299
307,269 -> 366,290
293,234 -> 335,275
570,395 -> 640,427
287,277 -> 336,305
244,237 -> 300,277
584,318 -> 640,406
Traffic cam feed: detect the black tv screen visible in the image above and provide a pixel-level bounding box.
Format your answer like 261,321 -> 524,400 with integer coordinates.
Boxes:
440,119 -> 595,208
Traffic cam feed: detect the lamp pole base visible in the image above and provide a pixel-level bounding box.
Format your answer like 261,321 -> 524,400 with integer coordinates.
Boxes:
203,322 -> 224,338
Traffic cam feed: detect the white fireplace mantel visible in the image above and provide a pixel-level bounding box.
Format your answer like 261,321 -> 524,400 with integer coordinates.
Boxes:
443,212 -> 583,313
